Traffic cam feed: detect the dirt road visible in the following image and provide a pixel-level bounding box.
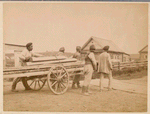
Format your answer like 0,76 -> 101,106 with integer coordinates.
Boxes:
3,76 -> 147,112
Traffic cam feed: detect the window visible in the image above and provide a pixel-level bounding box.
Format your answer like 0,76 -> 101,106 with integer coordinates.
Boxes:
123,57 -> 126,62
145,55 -> 147,59
117,55 -> 119,59
110,54 -> 113,59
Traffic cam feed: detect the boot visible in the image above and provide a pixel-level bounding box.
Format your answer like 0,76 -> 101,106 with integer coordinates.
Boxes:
77,82 -> 81,88
82,86 -> 89,96
72,82 -> 76,89
11,78 -> 19,92
82,86 -> 85,93
12,84 -> 17,92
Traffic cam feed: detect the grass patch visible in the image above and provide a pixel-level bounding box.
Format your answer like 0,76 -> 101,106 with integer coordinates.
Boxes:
113,69 -> 147,80
92,66 -> 147,80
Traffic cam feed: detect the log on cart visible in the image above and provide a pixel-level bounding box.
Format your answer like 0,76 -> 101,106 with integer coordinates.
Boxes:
3,56 -> 85,95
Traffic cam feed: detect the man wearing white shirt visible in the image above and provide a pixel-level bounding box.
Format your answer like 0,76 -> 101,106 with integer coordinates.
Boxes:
12,42 -> 43,92
19,42 -> 43,66
82,45 -> 97,96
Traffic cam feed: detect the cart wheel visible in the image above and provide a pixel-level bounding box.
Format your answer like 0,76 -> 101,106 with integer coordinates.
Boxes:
22,76 -> 46,91
47,65 -> 69,95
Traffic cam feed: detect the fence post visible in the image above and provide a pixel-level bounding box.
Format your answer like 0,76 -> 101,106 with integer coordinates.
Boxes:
118,62 -> 120,70
14,50 -> 22,67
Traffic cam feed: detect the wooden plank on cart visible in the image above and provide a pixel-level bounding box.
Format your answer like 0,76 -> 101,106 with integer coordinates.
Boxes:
4,71 -> 49,78
26,58 -> 77,66
3,61 -> 84,71
32,56 -> 67,62
4,67 -> 84,78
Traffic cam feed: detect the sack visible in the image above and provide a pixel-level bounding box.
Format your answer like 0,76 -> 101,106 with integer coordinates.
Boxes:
86,53 -> 96,71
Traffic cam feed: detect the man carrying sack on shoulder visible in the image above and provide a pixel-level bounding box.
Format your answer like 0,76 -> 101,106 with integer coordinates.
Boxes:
82,45 -> 97,96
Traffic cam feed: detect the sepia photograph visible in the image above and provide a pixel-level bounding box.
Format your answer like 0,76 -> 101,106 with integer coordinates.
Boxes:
2,2 -> 149,112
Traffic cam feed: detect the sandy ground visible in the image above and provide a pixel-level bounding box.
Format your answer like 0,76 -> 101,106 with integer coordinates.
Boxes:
3,75 -> 147,112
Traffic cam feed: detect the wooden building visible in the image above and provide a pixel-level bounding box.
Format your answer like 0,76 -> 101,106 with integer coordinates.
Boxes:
3,43 -> 26,67
130,54 -> 140,62
81,36 -> 130,62
139,45 -> 148,61
4,43 -> 25,51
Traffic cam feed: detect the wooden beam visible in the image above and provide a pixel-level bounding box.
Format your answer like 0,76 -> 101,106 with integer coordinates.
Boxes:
3,61 -> 85,72
3,67 -> 84,78
32,56 -> 67,62
26,58 -> 77,66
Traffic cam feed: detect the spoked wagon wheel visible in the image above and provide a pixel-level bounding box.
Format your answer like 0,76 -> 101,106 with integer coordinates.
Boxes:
47,65 -> 69,95
22,76 -> 46,91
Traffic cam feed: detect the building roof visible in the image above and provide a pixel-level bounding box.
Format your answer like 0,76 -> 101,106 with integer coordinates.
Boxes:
139,45 -> 148,53
4,43 -> 25,47
81,36 -> 127,54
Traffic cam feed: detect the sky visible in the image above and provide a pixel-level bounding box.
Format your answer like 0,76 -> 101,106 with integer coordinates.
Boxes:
3,3 -> 148,54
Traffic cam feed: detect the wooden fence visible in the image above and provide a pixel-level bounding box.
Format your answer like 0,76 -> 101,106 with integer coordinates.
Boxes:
112,60 -> 148,70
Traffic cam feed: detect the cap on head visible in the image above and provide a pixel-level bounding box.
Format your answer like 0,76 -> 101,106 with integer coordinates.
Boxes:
103,45 -> 109,51
59,47 -> 65,52
90,45 -> 96,51
76,46 -> 81,52
26,42 -> 32,48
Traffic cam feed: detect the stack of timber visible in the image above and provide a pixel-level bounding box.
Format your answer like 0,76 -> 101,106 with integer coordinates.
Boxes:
27,56 -> 77,66
31,56 -> 67,62
3,56 -> 85,78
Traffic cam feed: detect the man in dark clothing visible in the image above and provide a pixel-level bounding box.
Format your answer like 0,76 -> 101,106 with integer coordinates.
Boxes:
72,46 -> 82,89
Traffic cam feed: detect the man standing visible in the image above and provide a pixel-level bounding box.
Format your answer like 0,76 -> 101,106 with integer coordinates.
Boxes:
11,42 -> 43,92
98,45 -> 113,92
82,45 -> 97,96
72,46 -> 82,89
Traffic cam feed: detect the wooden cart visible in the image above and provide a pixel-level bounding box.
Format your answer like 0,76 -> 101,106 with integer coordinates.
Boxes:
3,57 -> 85,95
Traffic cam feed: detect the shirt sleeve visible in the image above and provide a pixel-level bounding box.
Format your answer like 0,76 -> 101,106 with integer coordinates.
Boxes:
19,50 -> 26,60
108,53 -> 112,70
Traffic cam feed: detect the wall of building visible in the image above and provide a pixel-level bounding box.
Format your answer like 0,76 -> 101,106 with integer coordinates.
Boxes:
123,54 -> 130,62
3,44 -> 25,67
109,52 -> 123,62
140,52 -> 148,61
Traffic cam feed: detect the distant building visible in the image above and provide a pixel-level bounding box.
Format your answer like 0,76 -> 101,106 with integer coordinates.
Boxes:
3,43 -> 26,67
130,54 -> 140,62
139,45 -> 148,61
4,43 -> 25,53
81,36 -> 130,62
